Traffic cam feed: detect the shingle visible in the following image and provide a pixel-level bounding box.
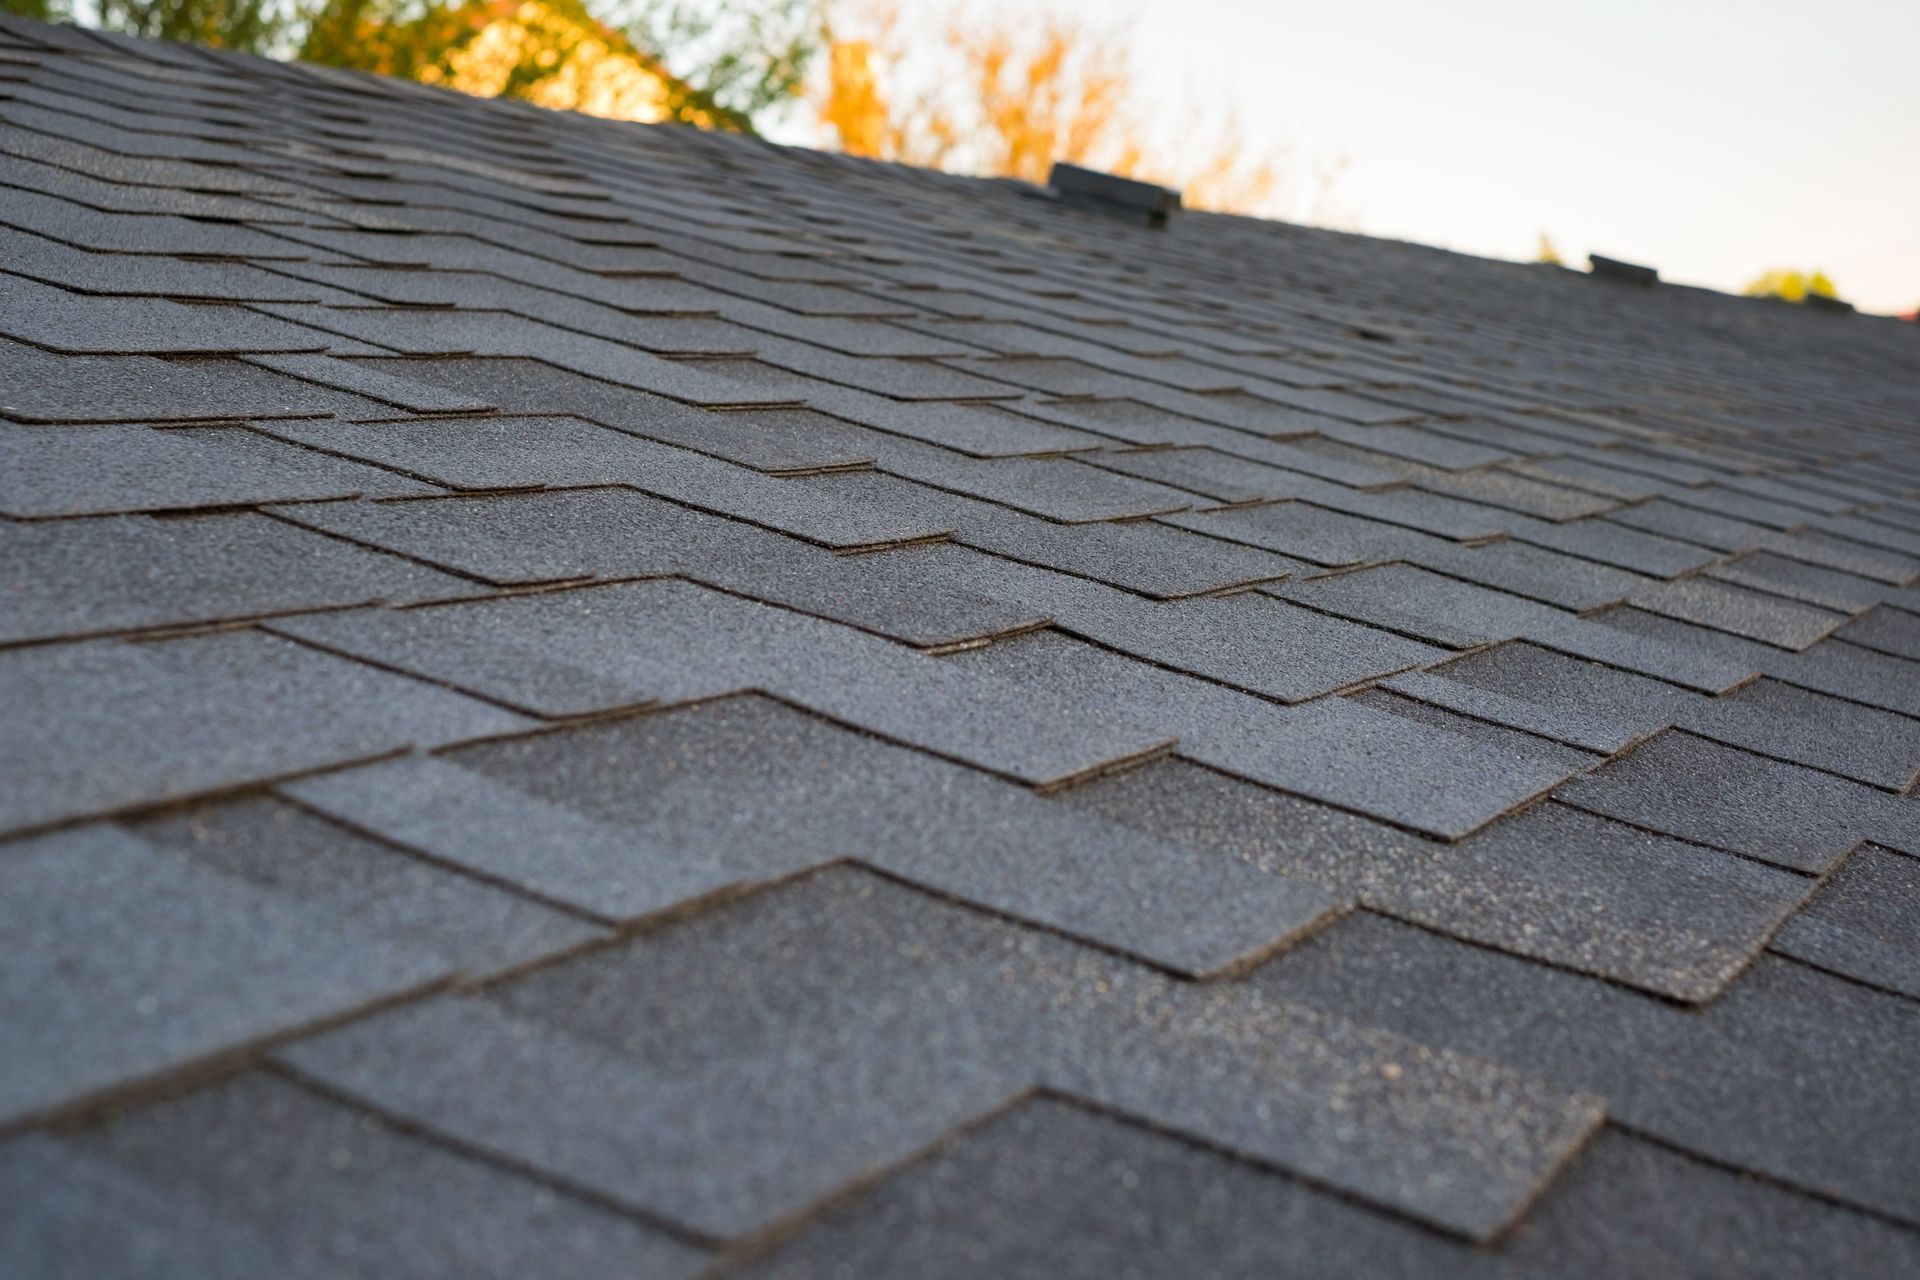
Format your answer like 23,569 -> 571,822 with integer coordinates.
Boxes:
1834,603 -> 1920,660
255,306 -> 804,407
273,490 -> 1042,648
0,273 -> 327,355
255,417 -> 954,548
280,867 -> 1602,1242
1769,845 -> 1920,998
877,444 -> 1197,523
0,823 -> 450,1130
1513,515 -> 1722,577
1164,500 -> 1439,567
361,355 -> 869,466
1061,760 -> 1805,1001
1412,464 -> 1619,521
0,629 -> 528,836
0,187 -> 304,258
959,504 -> 1300,596
1679,677 -> 1920,791
287,698 -> 1345,977
1270,562 -> 1557,648
977,566 -> 1447,701
0,224 -> 323,304
0,1074 -> 705,1280
270,584 -> 1175,785
1530,605 -> 1764,693
1314,423 -> 1512,468
1257,914 -> 1920,1225
1384,642 -> 1698,752
1759,528 -> 1920,585
1554,731 -> 1894,872
0,338 -> 358,423
1409,537 -> 1649,611
0,422 -> 438,517
133,795 -> 601,973
244,354 -> 496,415
1084,445 -> 1327,504
735,1102 -> 1919,1280
1626,575 -> 1846,650
0,512 -> 469,644
1815,512 -> 1920,558
1705,551 -> 1891,613
1772,637 -> 1920,718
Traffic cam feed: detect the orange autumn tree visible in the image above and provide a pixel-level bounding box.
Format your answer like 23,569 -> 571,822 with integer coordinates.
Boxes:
819,1 -> 1289,215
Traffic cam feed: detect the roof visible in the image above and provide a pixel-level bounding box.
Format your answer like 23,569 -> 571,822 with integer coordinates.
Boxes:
2,12 -> 1919,1277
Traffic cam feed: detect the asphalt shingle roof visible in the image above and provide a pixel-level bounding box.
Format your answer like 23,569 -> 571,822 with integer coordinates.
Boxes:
1,13 -> 1918,1276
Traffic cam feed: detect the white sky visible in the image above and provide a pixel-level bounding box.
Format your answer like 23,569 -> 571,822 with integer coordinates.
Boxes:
875,0 -> 1920,314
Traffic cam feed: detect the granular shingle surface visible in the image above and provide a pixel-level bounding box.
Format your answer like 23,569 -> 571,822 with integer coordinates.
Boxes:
3,15 -> 1918,1276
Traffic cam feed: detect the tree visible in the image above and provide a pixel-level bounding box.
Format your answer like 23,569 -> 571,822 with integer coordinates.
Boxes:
818,1 -> 1303,217
1743,268 -> 1839,303
4,0 -> 824,132
1537,233 -> 1563,266
3,0 -> 294,50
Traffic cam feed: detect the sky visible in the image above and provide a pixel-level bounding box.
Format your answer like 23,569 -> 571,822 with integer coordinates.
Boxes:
973,0 -> 1920,314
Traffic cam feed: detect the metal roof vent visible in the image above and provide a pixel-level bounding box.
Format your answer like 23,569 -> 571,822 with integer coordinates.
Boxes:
1588,254 -> 1658,286
1047,162 -> 1181,228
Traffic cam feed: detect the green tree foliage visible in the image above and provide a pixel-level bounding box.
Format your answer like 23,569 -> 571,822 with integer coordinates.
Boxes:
1,0 -> 825,133
626,0 -> 824,125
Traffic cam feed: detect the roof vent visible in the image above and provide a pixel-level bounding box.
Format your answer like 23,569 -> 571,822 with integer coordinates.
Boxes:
1047,162 -> 1181,228
1588,254 -> 1658,286
1804,291 -> 1855,315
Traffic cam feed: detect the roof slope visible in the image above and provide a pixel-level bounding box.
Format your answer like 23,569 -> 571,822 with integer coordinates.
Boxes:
2,13 -> 1919,1276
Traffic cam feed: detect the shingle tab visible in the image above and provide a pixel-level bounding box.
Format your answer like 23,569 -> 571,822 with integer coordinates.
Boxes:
1770,845 -> 1920,998
0,1075 -> 705,1279
0,630 -> 528,836
0,512 -> 469,645
280,868 -> 1602,1242
1259,915 -> 1920,1225
0,824 -> 450,1130
286,698 -> 1344,977
1061,760 -> 1807,1001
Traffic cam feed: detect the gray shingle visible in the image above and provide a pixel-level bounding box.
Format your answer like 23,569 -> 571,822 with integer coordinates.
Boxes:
0,512 -> 469,644
0,629 -> 528,836
1384,642 -> 1698,752
1769,845 -> 1920,998
1772,637 -> 1920,717
735,1103 -> 1919,1280
1680,677 -> 1920,791
0,1074 -> 705,1279
280,867 -> 1601,1242
1270,562 -> 1557,648
1626,575 -> 1846,650
1705,551 -> 1892,613
273,489 -> 1043,648
1061,760 -> 1806,1002
0,339 -> 362,424
0,273 -> 327,355
1164,500 -> 1440,567
1834,603 -> 1920,660
0,824 -> 450,1130
1554,731 -> 1896,872
287,697 -> 1345,977
0,422 -> 435,517
1258,914 -> 1920,1225
256,417 -> 956,548
134,795 -> 601,973
270,584 -> 1176,785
